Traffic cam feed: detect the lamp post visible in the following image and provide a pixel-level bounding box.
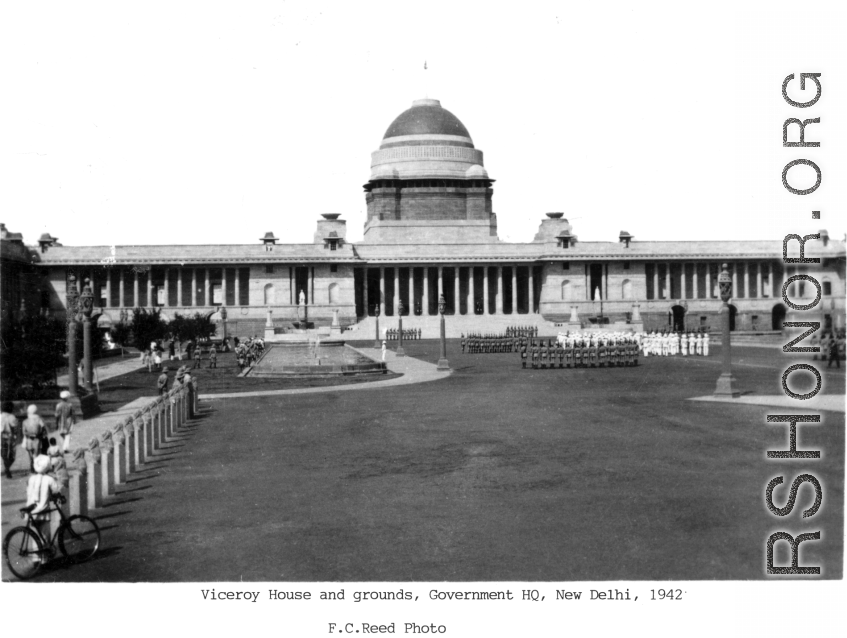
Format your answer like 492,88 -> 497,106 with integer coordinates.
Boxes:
220,306 -> 228,345
396,300 -> 406,357
66,273 -> 80,397
80,278 -> 95,393
714,263 -> 739,396
373,304 -> 381,349
437,294 -> 450,371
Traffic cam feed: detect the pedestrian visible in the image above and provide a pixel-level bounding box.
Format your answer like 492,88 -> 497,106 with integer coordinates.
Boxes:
157,368 -> 170,395
828,337 -> 840,368
23,454 -> 60,565
1,401 -> 19,478
22,405 -> 47,471
193,344 -> 202,369
54,389 -> 77,453
209,345 -> 217,368
173,366 -> 187,388
154,348 -> 163,371
168,340 -> 176,361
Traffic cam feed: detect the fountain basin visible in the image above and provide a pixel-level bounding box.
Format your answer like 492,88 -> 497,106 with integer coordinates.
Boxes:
246,344 -> 386,377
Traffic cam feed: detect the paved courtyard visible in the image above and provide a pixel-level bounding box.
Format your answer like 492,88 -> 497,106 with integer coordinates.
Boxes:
2,341 -> 843,581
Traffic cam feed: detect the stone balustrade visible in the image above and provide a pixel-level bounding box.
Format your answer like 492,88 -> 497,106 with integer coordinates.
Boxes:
58,381 -> 198,517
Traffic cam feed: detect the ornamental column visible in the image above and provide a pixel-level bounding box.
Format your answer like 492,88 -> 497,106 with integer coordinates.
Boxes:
483,267 -> 489,315
680,264 -> 687,300
768,262 -> 774,298
191,269 -> 197,306
756,263 -> 762,298
731,264 -> 738,300
235,270 -> 241,306
454,267 -> 459,315
379,267 -> 385,316
147,271 -> 153,307
206,268 -> 212,306
105,273 -> 112,308
133,271 -> 139,308
743,262 -> 750,299
393,267 -> 400,316
666,262 -> 672,299
705,264 -> 712,299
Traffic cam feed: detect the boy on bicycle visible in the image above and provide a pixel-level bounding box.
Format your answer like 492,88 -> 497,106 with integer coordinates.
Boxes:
23,455 -> 60,564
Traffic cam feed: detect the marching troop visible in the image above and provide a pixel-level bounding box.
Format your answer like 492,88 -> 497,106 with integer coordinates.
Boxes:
460,328 -> 713,369
234,336 -> 266,371
385,328 -> 421,341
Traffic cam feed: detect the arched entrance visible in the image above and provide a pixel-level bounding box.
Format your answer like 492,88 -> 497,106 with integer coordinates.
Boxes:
728,304 -> 737,331
671,305 -> 686,331
771,303 -> 787,330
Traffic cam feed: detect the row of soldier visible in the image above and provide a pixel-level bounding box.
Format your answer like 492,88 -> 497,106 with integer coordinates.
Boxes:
462,333 -> 523,353
640,331 -> 710,357
385,328 -> 421,341
506,326 -> 539,337
521,337 -> 641,369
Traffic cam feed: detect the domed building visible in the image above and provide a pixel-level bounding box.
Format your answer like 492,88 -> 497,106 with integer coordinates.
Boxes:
3,99 -> 844,338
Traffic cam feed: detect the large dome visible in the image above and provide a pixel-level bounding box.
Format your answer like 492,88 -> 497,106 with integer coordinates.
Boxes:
370,98 -> 485,180
382,98 -> 472,142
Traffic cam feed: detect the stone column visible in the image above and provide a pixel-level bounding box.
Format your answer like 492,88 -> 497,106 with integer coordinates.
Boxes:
653,263 -> 662,299
119,269 -> 125,308
732,264 -> 738,299
511,266 -> 517,315
235,269 -> 240,306
438,266 -> 444,298
105,274 -> 112,308
393,268 -> 400,316
756,262 -> 762,298
422,267 -> 429,316
454,266 -> 459,316
529,267 -> 535,313
112,429 -> 126,485
470,267 -> 477,314
379,267 -> 385,316
743,262 -> 750,299
99,434 -> 115,497
123,421 -> 136,475
164,268 -> 170,306
706,264 -> 712,299
147,270 -> 153,307
692,264 -> 699,299
483,267 -> 489,315
191,268 -> 197,307
768,262 -> 774,298
206,268 -> 212,306
222,268 -> 228,306
666,262 -> 672,299
133,271 -> 139,307
496,266 -> 503,314
176,268 -> 183,308
680,264 -> 687,300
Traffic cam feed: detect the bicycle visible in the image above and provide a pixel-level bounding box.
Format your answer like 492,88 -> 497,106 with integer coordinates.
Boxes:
3,492 -> 101,580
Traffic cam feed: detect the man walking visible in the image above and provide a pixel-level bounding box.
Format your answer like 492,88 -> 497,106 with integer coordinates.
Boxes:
54,390 -> 77,452
157,369 -> 170,395
828,336 -> 841,368
209,345 -> 217,369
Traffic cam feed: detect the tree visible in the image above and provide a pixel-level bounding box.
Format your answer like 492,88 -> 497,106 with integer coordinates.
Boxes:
168,312 -> 216,343
129,307 -> 167,350
0,315 -> 66,394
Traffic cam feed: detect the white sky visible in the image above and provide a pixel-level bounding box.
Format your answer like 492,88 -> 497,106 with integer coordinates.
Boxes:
1,1 -> 845,248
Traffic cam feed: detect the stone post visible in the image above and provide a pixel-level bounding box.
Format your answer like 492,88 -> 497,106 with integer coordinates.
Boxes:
496,266 -> 503,314
86,438 -> 103,509
111,426 -> 127,485
483,267 -> 489,315
135,411 -> 148,465
69,449 -> 88,516
714,263 -> 739,397
122,418 -> 136,475
99,431 -> 115,497
142,408 -> 154,459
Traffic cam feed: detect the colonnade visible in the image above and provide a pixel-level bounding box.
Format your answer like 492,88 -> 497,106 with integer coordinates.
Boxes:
648,261 -> 780,301
371,264 -> 537,316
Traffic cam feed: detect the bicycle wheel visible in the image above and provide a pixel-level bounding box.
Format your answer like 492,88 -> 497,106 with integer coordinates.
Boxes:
58,515 -> 101,563
3,527 -> 44,580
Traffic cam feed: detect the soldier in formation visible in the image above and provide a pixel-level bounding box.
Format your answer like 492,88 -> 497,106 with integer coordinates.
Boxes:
639,329 -> 710,357
386,328 -> 421,340
522,331 -> 642,369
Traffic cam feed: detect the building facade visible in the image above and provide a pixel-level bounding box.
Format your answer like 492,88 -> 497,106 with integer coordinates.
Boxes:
2,99 -> 845,337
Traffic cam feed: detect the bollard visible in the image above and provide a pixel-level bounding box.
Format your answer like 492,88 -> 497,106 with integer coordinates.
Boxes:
69,449 -> 88,516
99,432 -> 115,497
142,408 -> 154,459
85,439 -> 103,509
192,380 -> 199,416
111,424 -> 127,485
169,391 -> 176,437
123,419 -> 136,475
152,400 -> 162,450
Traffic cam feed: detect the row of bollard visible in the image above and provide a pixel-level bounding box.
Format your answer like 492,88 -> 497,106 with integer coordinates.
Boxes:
51,381 -> 198,533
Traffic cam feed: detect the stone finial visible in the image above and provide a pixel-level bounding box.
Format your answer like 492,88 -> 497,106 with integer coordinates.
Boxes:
99,430 -> 114,452
112,423 -> 126,445
87,437 -> 101,464
72,448 -> 88,472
